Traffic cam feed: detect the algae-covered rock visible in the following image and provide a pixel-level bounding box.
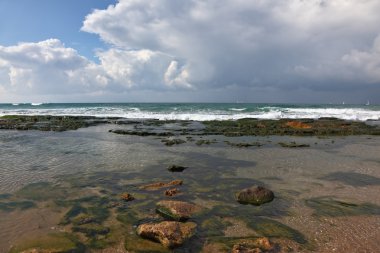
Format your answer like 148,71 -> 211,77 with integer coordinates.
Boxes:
72,224 -> 110,236
236,186 -> 274,206
136,221 -> 197,248
156,200 -> 202,221
9,233 -> 82,253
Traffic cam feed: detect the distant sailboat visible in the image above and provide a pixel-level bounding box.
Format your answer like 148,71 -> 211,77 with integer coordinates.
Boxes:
366,100 -> 370,106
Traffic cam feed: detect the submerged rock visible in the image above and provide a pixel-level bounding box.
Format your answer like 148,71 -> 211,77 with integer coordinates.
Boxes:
236,186 -> 274,206
167,165 -> 187,172
156,200 -> 202,221
164,188 -> 180,197
162,138 -> 186,146
139,180 -> 183,191
231,238 -> 272,253
120,192 -> 135,201
136,221 -> 197,248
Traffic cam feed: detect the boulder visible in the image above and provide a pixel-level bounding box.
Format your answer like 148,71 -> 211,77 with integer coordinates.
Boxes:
236,186 -> 274,205
156,200 -> 202,221
137,221 -> 197,248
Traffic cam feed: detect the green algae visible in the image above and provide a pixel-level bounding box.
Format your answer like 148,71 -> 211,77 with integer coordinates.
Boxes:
305,197 -> 380,217
244,217 -> 307,244
15,182 -> 67,201
0,200 -> 35,211
320,172 -> 380,186
9,233 -> 84,253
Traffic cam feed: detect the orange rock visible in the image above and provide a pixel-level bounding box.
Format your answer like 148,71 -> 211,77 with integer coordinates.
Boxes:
232,237 -> 272,253
139,180 -> 183,191
164,188 -> 180,196
120,193 -> 135,201
137,221 -> 197,248
285,121 -> 312,129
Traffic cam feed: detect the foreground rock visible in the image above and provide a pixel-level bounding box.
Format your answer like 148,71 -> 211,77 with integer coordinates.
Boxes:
139,180 -> 183,191
156,200 -> 202,221
137,221 -> 197,248
236,186 -> 274,205
231,237 -> 272,253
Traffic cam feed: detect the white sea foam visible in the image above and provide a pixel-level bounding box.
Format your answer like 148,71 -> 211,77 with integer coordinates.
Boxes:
31,103 -> 43,106
0,106 -> 379,121
229,108 -> 247,111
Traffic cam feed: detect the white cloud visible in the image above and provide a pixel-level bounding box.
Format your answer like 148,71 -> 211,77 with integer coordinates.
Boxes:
2,0 -> 380,102
82,0 -> 380,93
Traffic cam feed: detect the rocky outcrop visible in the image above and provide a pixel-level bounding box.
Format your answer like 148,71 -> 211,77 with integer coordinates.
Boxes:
156,200 -> 202,221
136,221 -> 197,248
120,192 -> 135,201
236,186 -> 274,205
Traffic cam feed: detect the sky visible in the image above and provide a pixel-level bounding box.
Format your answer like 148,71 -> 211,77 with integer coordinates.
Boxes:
0,0 -> 379,104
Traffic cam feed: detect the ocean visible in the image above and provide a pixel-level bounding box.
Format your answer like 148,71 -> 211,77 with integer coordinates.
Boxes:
0,103 -> 379,121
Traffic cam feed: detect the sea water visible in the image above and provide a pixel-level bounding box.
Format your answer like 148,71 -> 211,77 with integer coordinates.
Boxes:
0,103 -> 380,121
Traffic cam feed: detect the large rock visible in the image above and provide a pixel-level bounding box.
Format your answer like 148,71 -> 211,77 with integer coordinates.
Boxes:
236,186 -> 274,205
156,200 -> 202,221
137,221 -> 197,248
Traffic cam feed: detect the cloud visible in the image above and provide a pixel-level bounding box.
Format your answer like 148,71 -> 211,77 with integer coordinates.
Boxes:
0,39 -> 109,94
82,0 -> 380,94
1,0 -> 380,102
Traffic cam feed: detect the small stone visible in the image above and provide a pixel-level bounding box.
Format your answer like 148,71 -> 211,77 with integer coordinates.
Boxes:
164,188 -> 180,197
137,221 -> 197,248
236,186 -> 274,205
232,237 -> 272,253
120,193 -> 135,201
167,165 -> 187,172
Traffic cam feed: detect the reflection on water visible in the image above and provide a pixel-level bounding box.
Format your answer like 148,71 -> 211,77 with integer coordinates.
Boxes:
0,126 -> 379,252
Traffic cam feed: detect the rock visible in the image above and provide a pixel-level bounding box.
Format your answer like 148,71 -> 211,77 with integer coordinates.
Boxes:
232,237 -> 272,253
167,165 -> 187,172
72,213 -> 96,225
136,221 -> 197,248
236,186 -> 274,205
278,142 -> 310,148
164,188 -> 180,197
120,192 -> 135,201
156,200 -> 202,221
285,121 -> 312,129
140,180 -> 183,191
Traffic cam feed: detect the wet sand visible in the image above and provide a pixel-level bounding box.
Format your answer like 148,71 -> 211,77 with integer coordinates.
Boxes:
0,122 -> 379,252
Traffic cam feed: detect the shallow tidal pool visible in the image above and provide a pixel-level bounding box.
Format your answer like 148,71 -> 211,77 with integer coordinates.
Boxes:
0,124 -> 379,252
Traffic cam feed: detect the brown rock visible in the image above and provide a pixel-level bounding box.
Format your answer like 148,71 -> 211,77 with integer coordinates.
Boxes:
136,221 -> 197,248
285,121 -> 312,129
232,237 -> 272,253
236,186 -> 274,205
139,180 -> 183,191
164,188 -> 180,197
120,192 -> 135,201
156,200 -> 202,221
